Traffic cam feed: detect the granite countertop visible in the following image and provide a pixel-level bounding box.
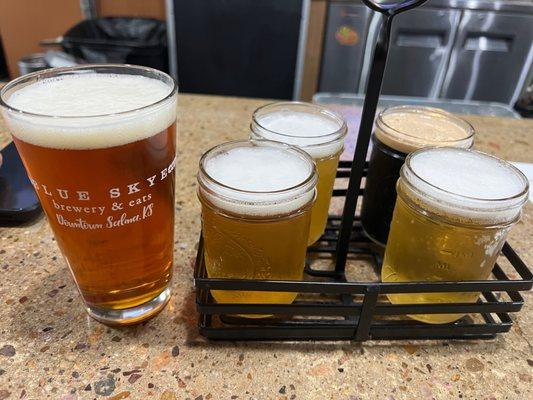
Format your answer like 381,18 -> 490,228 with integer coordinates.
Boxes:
0,94 -> 532,400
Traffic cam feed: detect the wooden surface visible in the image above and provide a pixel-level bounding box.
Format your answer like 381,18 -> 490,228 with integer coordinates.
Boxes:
0,0 -> 82,78
300,0 -> 328,101
96,0 -> 166,20
0,94 -> 532,399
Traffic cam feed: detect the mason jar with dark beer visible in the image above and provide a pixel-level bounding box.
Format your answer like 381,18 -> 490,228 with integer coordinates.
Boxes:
197,140 -> 317,305
382,147 -> 529,324
0,65 -> 178,325
361,106 -> 474,245
251,102 -> 347,245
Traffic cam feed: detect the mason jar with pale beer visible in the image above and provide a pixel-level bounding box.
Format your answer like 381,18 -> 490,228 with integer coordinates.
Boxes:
251,102 -> 347,245
382,147 -> 529,324
0,65 -> 177,325
197,140 -> 317,305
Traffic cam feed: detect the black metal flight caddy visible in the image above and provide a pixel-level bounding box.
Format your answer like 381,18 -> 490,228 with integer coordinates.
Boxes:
193,0 -> 533,341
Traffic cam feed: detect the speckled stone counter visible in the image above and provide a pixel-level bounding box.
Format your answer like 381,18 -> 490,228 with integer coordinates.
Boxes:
0,94 -> 532,400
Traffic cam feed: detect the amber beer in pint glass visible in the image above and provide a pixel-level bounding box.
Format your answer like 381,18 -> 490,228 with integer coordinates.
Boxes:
0,65 -> 177,325
382,147 -> 529,324
197,140 -> 317,305
251,102 -> 347,245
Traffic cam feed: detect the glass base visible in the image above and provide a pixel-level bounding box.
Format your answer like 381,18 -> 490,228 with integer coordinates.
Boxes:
407,313 -> 465,324
85,286 -> 171,326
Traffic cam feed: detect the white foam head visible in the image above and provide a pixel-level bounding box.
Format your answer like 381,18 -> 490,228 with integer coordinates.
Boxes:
198,140 -> 317,217
251,102 -> 347,159
1,67 -> 177,149
402,147 -> 529,224
376,106 -> 474,154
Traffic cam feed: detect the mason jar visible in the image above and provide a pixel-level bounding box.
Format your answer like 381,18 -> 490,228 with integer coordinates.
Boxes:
197,139 -> 318,305
251,101 -> 347,245
382,147 -> 529,324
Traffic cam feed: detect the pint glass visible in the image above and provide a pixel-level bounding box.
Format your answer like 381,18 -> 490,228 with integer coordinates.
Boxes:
251,102 -> 347,245
0,65 -> 178,325
382,147 -> 529,324
361,106 -> 474,245
197,140 -> 317,305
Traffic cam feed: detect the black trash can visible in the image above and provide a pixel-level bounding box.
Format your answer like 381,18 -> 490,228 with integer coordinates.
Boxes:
42,17 -> 168,73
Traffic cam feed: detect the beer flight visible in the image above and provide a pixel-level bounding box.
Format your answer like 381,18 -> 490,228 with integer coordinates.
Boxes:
0,65 -> 529,327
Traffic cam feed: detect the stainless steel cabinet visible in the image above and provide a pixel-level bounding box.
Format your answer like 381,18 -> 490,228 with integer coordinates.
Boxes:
319,3 -> 372,92
318,0 -> 533,105
382,8 -> 460,98
441,11 -> 533,103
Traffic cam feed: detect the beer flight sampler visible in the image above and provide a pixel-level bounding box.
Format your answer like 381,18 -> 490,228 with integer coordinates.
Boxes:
0,63 -> 531,341
0,1 -> 531,342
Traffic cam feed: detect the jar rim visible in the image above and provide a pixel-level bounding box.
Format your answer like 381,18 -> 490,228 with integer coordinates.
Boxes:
251,101 -> 347,145
401,147 -> 529,218
198,139 -> 318,198
376,105 -> 475,149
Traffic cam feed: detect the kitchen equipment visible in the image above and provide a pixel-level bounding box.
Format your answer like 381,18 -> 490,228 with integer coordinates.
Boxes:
17,53 -> 48,75
319,0 -> 533,105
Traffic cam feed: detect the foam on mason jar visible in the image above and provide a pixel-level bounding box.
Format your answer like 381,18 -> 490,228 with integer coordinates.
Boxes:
201,145 -> 316,217
404,147 -> 529,224
254,110 -> 345,159
376,107 -> 473,154
2,73 -> 176,150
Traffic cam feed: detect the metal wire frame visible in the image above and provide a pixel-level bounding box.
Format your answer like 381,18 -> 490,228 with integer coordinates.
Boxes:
193,161 -> 532,342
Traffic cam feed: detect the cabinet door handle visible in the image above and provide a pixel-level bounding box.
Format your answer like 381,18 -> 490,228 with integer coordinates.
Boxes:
396,31 -> 444,48
464,35 -> 512,52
